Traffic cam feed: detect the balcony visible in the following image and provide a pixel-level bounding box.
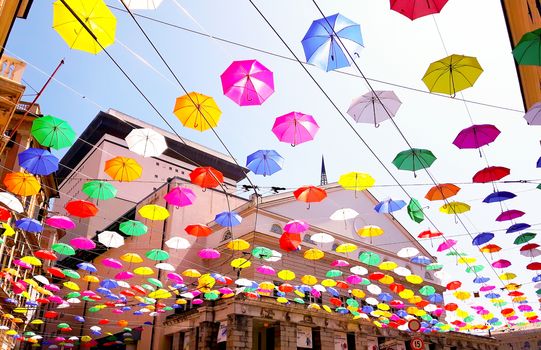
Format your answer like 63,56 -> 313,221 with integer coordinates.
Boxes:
0,55 -> 26,83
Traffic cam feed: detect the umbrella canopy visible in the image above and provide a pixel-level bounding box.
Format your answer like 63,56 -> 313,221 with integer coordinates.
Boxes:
512,28 -> 541,66
4,172 -> 40,196
31,115 -> 76,150
330,208 -> 359,221
185,224 -> 212,237
437,240 -> 457,252
279,232 -> 301,252
347,90 -> 401,127
82,181 -> 117,200
422,54 -> 483,96
125,128 -> 167,157
357,225 -> 383,238
97,231 -> 124,248
246,150 -> 284,176
52,243 -> 76,256
472,166 -> 510,183
514,232 -> 536,245
145,249 -> 169,261
301,13 -> 363,72
220,59 -> 274,106
496,209 -> 524,222
165,237 -> 191,250
69,237 -> 96,250
439,202 -> 470,214
272,112 -> 319,146
18,148 -> 59,176
407,198 -> 425,223
198,248 -> 220,259
138,205 -> 169,221
338,172 -> 375,191
215,211 -> 242,227
374,198 -> 406,213
294,186 -> 327,204
119,220 -> 147,236
425,183 -> 460,201
483,191 -> 516,203
390,0 -> 449,20
524,102 -> 541,125
104,157 -> 142,182
173,92 -> 221,132
164,187 -> 196,207
190,167 -> 223,189
65,200 -> 98,218
0,192 -> 23,213
453,124 -> 501,150
15,218 -> 43,233
52,0 -> 116,54
472,232 -> 494,246
392,148 -> 436,175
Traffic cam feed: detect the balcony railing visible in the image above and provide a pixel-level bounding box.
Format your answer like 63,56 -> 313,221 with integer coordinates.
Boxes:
0,55 -> 26,83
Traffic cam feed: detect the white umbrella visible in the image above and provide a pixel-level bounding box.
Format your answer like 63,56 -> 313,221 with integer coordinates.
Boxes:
98,230 -> 124,248
125,128 -> 167,157
393,266 -> 411,277
367,284 -> 381,295
347,90 -> 401,127
330,208 -> 359,221
117,280 -> 131,288
365,297 -> 379,305
34,275 -> 50,285
349,266 -> 368,275
262,250 -> 282,262
66,298 -> 81,304
310,232 -> 335,244
155,263 -> 175,271
165,236 -> 191,250
123,0 -> 164,10
0,192 -> 23,213
397,247 -> 419,258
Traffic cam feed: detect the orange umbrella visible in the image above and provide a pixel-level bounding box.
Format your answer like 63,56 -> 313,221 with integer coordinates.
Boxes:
185,224 -> 212,237
189,167 -> 223,189
279,232 -> 301,252
479,244 -> 501,253
3,172 -> 40,196
425,183 -> 460,201
104,157 -> 142,182
293,186 -> 327,207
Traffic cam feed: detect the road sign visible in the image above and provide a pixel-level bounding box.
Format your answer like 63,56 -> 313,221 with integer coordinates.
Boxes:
410,337 -> 425,350
408,319 -> 421,332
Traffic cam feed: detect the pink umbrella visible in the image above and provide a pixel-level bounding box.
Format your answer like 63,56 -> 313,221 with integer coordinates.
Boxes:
164,187 -> 196,207
192,299 -> 203,305
331,259 -> 349,267
496,209 -> 525,222
115,271 -> 134,280
81,290 -> 96,297
345,275 -> 362,284
256,265 -> 276,275
480,285 -> 495,292
492,259 -> 511,269
112,309 -> 123,314
102,258 -> 123,269
220,59 -> 274,106
46,216 -> 76,230
518,305 -> 532,312
198,248 -> 220,260
507,316 -> 519,321
70,237 -> 96,250
272,112 -> 319,146
13,259 -> 32,269
284,220 -> 309,233
437,239 -> 457,252
452,124 -> 501,152
311,289 -> 321,298
48,296 -> 63,303
167,273 -> 184,283
191,290 -> 202,297
219,287 -> 233,294
45,284 -> 60,292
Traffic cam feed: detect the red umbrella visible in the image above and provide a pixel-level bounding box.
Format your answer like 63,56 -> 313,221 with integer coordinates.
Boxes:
472,166 -> 510,183
527,262 -> 541,271
0,207 -> 11,221
444,303 -> 458,311
425,183 -> 460,201
368,272 -> 385,281
293,186 -> 327,207
185,224 -> 212,237
44,311 -> 58,319
520,243 -> 540,252
335,281 -> 349,289
34,250 -> 58,261
417,229 -> 442,239
416,300 -> 429,308
65,200 -> 98,218
329,297 -> 342,307
189,167 -> 224,189
446,281 -> 461,290
278,283 -> 294,293
47,267 -> 65,278
390,283 -> 405,293
131,285 -> 147,295
390,0 -> 448,20
279,232 -> 301,252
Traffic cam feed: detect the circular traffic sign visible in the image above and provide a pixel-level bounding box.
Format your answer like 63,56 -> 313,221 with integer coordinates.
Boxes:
408,319 -> 421,332
410,337 -> 425,350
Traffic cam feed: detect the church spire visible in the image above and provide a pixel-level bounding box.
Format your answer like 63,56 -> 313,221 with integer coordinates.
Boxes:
320,155 -> 328,186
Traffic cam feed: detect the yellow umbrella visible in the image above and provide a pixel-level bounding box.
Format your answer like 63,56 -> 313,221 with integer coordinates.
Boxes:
456,309 -> 469,318
175,299 -> 187,305
439,202 -> 471,214
2,268 -> 19,277
408,296 -> 422,304
81,336 -> 92,342
3,172 -> 40,196
63,281 -> 80,291
399,289 -> 414,299
308,303 -> 321,310
2,314 -> 13,319
303,248 -> 324,260
338,172 -> 375,191
322,305 -> 332,313
231,258 -> 251,269
378,261 -> 397,271
13,308 -> 26,314
120,253 -> 143,263
30,320 -> 44,325
379,275 -> 394,285
276,297 -> 288,304
20,256 -> 41,266
277,269 -> 295,281
6,330 -> 17,336
321,279 -> 337,287
453,290 -> 471,301
104,157 -> 142,182
198,274 -> 216,290
422,54 -> 483,96
173,92 -> 221,132
133,267 -> 154,276
227,239 -> 250,251
301,275 -> 317,285
351,289 -> 365,298
335,243 -> 357,253
406,306 -> 419,315
148,289 -> 172,299
405,274 -> 423,284
259,281 -> 275,290
2,223 -> 14,237
83,275 -> 99,283
138,204 -> 169,221
504,283 -> 521,291
357,225 -> 384,239
52,0 -> 116,54
457,257 -> 476,264
23,279 -> 38,288
377,303 -> 390,311
182,269 -> 201,278
499,272 -> 517,281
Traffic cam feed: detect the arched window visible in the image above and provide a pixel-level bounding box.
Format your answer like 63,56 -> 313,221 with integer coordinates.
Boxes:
424,271 -> 433,281
270,224 -> 283,235
221,230 -> 232,241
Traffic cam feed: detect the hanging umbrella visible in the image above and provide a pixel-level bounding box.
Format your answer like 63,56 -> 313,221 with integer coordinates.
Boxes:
52,243 -> 76,256
119,220 -> 147,236
31,115 -> 76,150
173,92 -> 221,132
338,172 -> 375,192
304,248 -> 324,260
302,13 -> 363,72
82,181 -> 117,200
330,208 -> 358,221
439,202 -> 470,214
77,262 -> 97,273
246,150 -> 284,176
347,90 -> 401,127
138,205 -> 169,221
390,0 -> 448,20
422,54 -> 483,96
472,166 -> 510,183
123,0 -> 163,9
392,148 -> 436,176
165,237 -> 191,249
65,200 -> 98,218
512,28 -> 541,66
407,198 -> 424,224
101,258 -> 123,269
198,249 -> 220,259
189,167 -> 223,189
0,192 -> 23,213
496,209 -> 525,222
507,223 -> 531,233
120,253 -> 143,263
310,232 -> 334,244
358,251 -> 381,266
185,224 -> 212,237
220,59 -> 274,106
52,0 -> 116,54
524,102 -> 541,125
279,232 -> 301,252
374,198 -> 406,213
425,183 -> 460,201
483,191 -> 516,203
46,216 -> 76,230
397,247 -> 419,258
18,148 -> 59,176
272,112 -> 319,146
514,232 -> 536,245
164,187 -> 196,207
480,244 -> 501,254
97,231 -> 124,248
215,211 -> 242,227
293,186 -> 327,205
4,172 -> 40,196
472,232 -> 494,246
453,124 -> 501,151
227,239 -> 250,251
104,157 -> 142,182
15,218 -> 43,233
125,128 -> 167,158
145,249 -> 169,261
437,239 -> 457,252
357,225 -> 383,239
69,237 -> 96,250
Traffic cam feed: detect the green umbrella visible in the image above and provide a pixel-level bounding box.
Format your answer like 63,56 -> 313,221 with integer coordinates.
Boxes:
65,292 -> 81,299
251,246 -> 273,259
119,220 -> 148,237
492,300 -> 507,307
419,285 -> 435,296
358,251 -> 381,266
420,314 -> 433,322
463,315 -> 475,323
446,251 -> 467,257
57,323 -> 70,329
537,183 -> 541,190
293,297 -> 305,304
465,265 -> 484,273
31,115 -> 76,150
346,299 -> 359,307
514,232 -> 536,245
162,306 -> 173,311
88,306 -> 100,312
82,180 -> 117,200
147,278 -> 163,288
512,29 -> 541,66
52,243 -> 76,256
359,278 -> 371,285
141,283 -> 155,291
392,148 -> 436,176
535,288 -> 541,295
145,249 -> 169,261
204,292 -> 219,300
426,263 -> 443,271
407,198 -> 424,224
24,331 -> 36,336
326,269 -> 343,278
82,296 -> 95,302
62,269 -> 80,279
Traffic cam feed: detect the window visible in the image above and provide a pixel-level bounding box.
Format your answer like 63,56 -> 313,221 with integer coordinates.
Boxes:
154,174 -> 158,178
302,234 -> 311,243
156,162 -> 159,166
221,230 -> 232,241
270,224 -> 282,234
424,271 -> 433,281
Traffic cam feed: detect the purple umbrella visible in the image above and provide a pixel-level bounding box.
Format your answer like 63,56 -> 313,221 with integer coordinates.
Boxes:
453,124 -> 501,154
496,209 -> 525,222
524,102 -> 541,125
347,90 -> 402,127
272,112 -> 319,146
483,191 -> 516,203
220,59 -> 274,106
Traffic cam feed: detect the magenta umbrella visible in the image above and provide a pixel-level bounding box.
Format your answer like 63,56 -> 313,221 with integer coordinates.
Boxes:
345,275 -> 362,284
437,239 -> 457,252
492,259 -> 511,269
220,59 -> 274,106
164,187 -> 196,207
69,237 -> 96,250
284,220 -> 309,233
256,265 -> 276,275
45,284 -> 60,292
13,259 -> 32,269
219,287 -> 233,294
167,272 -> 184,283
453,124 -> 501,153
46,216 -> 76,230
331,259 -> 349,267
272,112 -> 319,146
115,271 -> 134,280
496,209 -> 525,222
198,248 -> 220,259
101,258 -> 123,269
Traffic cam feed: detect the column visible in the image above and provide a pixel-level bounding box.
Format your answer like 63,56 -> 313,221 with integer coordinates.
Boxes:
279,322 -> 297,350
225,314 -> 253,350
319,327 -> 334,349
198,321 -> 219,350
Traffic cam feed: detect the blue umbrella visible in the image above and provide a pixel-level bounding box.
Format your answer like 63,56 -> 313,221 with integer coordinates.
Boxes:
100,279 -> 118,289
25,300 -> 37,307
532,274 -> 541,282
483,191 -> 516,203
246,150 -> 284,176
133,310 -> 143,315
327,287 -> 339,297
507,223 -> 531,233
537,156 -> 541,168
96,287 -> 111,295
378,292 -> 393,302
487,318 -> 499,324
106,294 -> 120,300
15,218 -> 43,233
215,211 -> 242,227
302,13 -> 363,72
336,307 -> 349,314
428,293 -> 443,303
396,310 -> 408,318
473,276 -> 490,284
18,148 -> 59,176
297,285 -> 311,293
77,262 -> 97,273
74,316 -> 85,322
374,198 -> 406,213
472,232 -> 494,246
485,292 -> 500,299
410,256 -> 431,265
362,305 -> 374,313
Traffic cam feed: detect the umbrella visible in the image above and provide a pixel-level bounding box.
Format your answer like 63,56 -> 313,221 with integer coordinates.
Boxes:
31,115 -> 76,150
123,0 -> 163,9
310,232 -> 334,243
190,167 -> 223,189
392,148 -> 436,176
51,243 -> 76,256
347,90 -> 401,127
198,249 -> 220,259
301,13 -> 363,72
65,200 -> 98,218
524,102 -> 541,125
145,249 -> 169,261
422,54 -> 483,96
220,59 -> 274,106
46,216 -> 76,230
437,239 -> 457,252
246,150 -> 284,176
397,247 -> 419,257
120,253 -> 143,263
279,232 -> 301,252
227,239 -> 250,251
69,237 -> 96,250
52,0 -> 116,54
4,172 -> 40,196
119,220 -> 147,236
164,187 -> 196,207
472,166 -> 510,183
82,181 -> 117,200
15,218 -> 42,233
453,124 -> 501,152
0,192 -> 23,213
98,231 -> 124,248
138,205 -> 169,221
407,198 -> 424,223
496,209 -> 525,222
374,198 -> 406,213
472,232 -> 494,246
104,157 -> 142,182
358,251 -> 381,266
425,183 -> 460,201
101,258 -> 123,269
165,237 -> 190,249
492,259 -> 511,269
77,262 -> 97,273
215,211 -> 242,227
390,0 -> 448,20
514,232 -> 536,245
483,191 -> 516,203
480,244 -> 501,254
293,186 -> 327,206
338,172 -> 375,192
439,202 -> 470,214
173,92 -> 221,132
18,148 -> 59,175
512,28 -> 541,66
125,128 -> 167,158
185,224 -> 212,237
272,112 -> 319,146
